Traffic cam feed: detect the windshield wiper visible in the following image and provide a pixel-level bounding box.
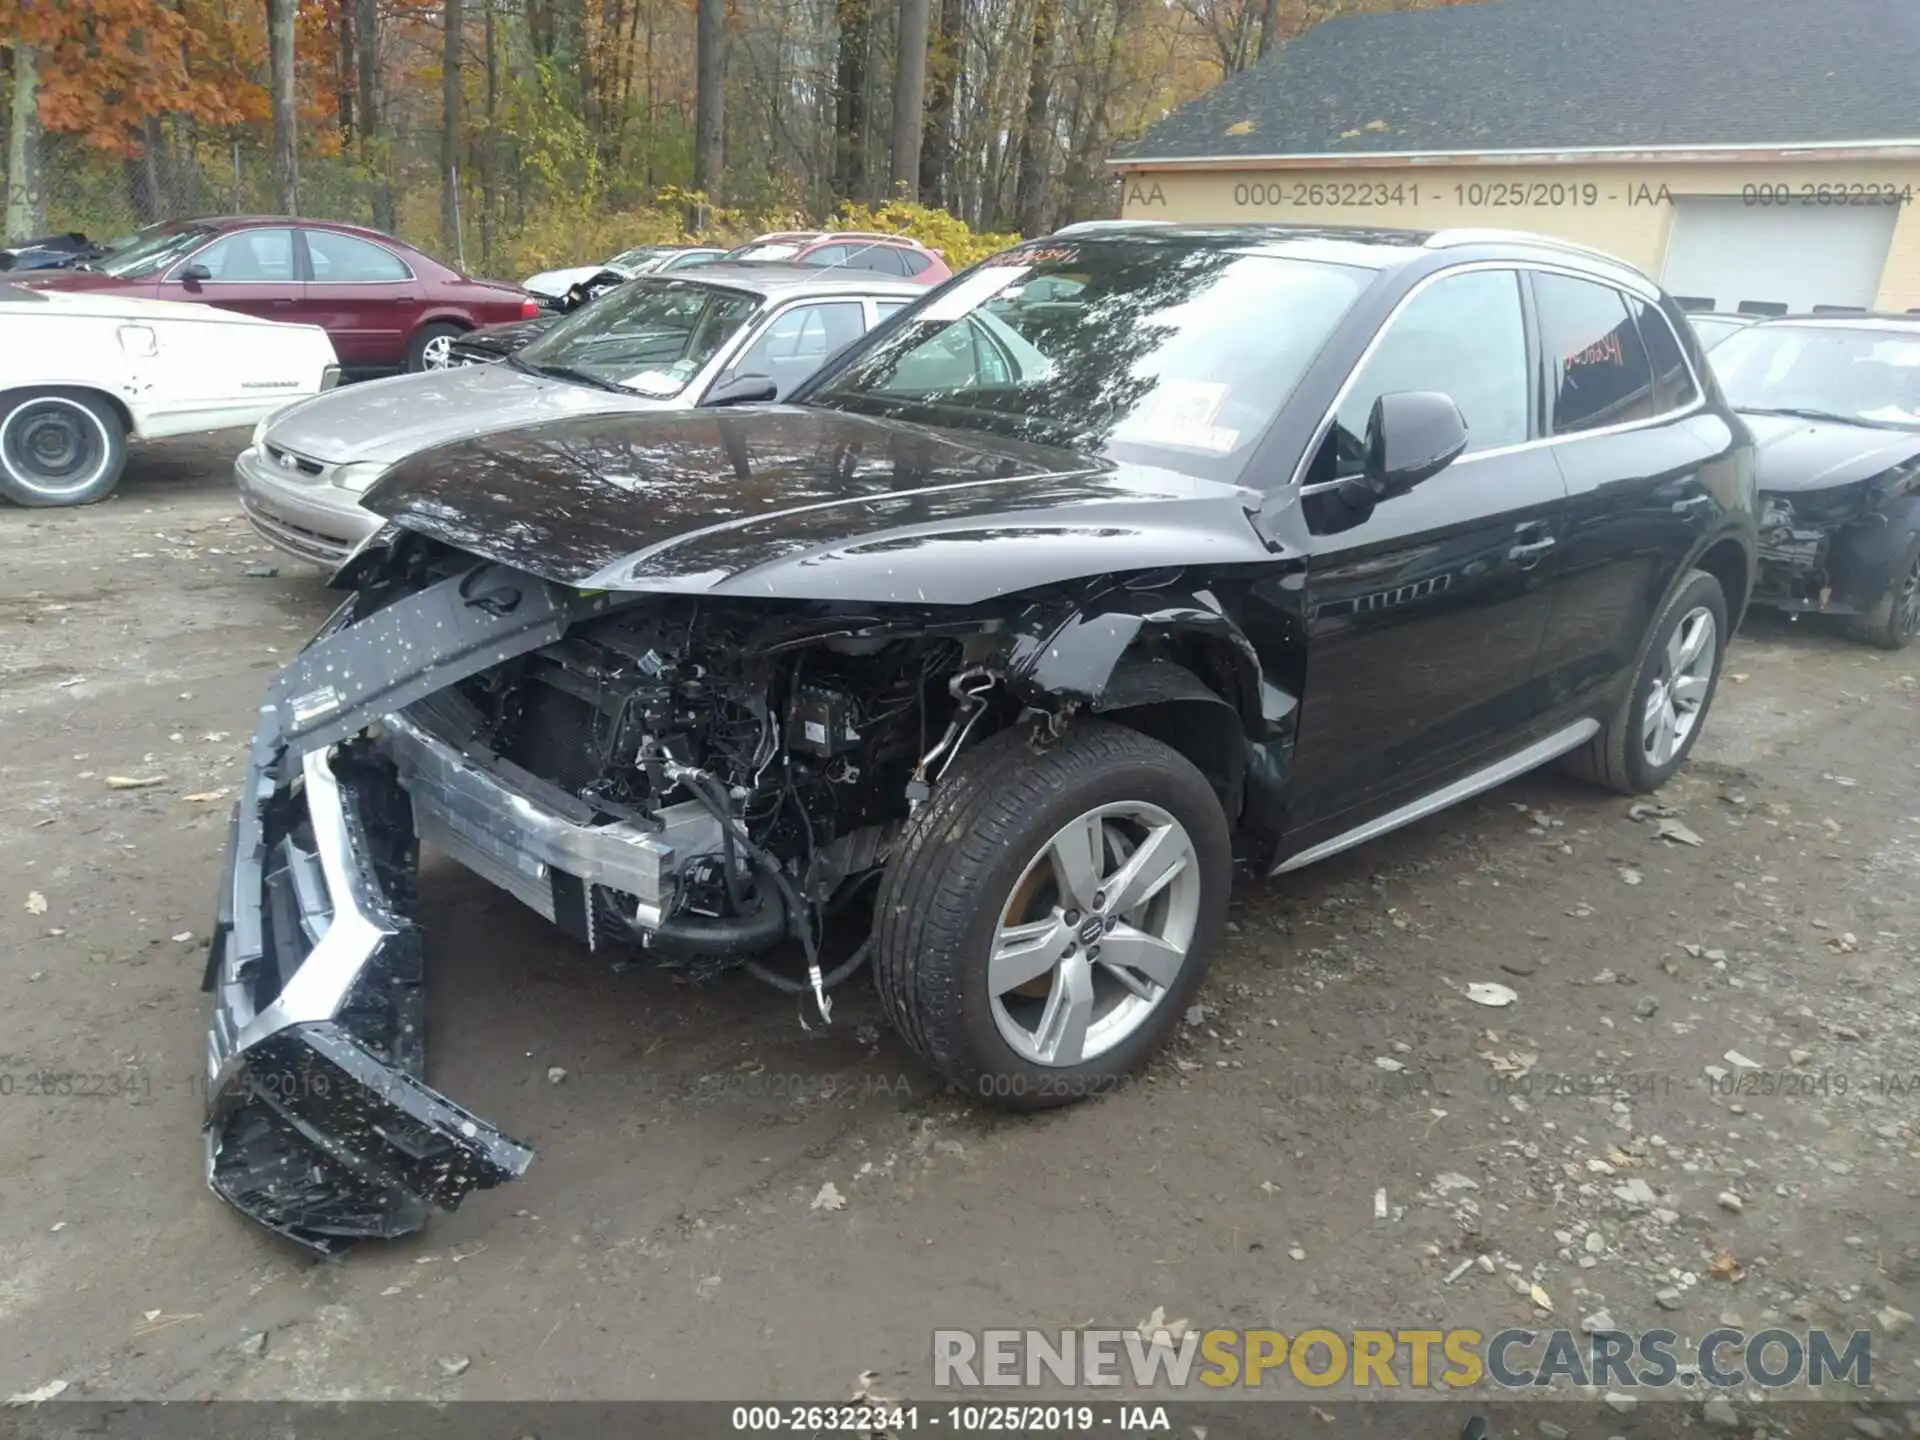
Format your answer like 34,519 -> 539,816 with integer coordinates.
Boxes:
512,357 -> 630,394
1741,405 -> 1873,427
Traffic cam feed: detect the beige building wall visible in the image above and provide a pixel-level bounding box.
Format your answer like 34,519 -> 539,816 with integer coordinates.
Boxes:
1115,159 -> 1920,311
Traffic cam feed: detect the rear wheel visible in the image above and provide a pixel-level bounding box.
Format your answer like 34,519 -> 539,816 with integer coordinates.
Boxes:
1845,537 -> 1920,652
874,722 -> 1231,1110
408,322 -> 463,372
1563,567 -> 1728,794
0,389 -> 127,507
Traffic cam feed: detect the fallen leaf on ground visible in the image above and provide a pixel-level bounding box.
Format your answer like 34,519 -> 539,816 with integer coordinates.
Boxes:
1465,982 -> 1518,1008
104,776 -> 165,790
1654,819 -> 1704,847
811,1181 -> 847,1211
1618,867 -> 1643,885
24,892 -> 47,915
6,1380 -> 68,1406
1707,1252 -> 1746,1282
181,790 -> 229,804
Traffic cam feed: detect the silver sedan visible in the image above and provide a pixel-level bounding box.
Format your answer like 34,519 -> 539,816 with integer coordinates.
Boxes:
236,264 -> 922,566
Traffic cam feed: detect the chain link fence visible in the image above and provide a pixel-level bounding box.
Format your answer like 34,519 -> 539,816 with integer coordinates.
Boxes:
11,127 -> 527,279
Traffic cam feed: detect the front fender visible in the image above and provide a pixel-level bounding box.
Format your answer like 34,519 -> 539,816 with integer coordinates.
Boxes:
1833,496 -> 1920,608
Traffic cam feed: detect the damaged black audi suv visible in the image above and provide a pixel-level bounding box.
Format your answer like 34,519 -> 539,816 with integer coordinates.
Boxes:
202,224 -> 1758,1251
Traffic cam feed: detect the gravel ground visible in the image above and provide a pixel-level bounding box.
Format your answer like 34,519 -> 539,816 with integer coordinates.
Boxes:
0,432 -> 1916,1427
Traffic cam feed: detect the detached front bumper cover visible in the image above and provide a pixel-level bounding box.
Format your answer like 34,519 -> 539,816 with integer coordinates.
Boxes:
202,563 -> 607,1252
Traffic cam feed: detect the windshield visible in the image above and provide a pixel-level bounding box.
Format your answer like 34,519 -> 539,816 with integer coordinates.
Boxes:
729,241 -> 805,261
1688,316 -> 1747,350
801,240 -> 1372,479
94,226 -> 212,278
1715,324 -> 1920,430
515,279 -> 762,396
607,246 -> 668,269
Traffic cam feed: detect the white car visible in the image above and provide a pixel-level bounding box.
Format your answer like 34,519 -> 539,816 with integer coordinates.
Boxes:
0,283 -> 338,507
520,245 -> 725,301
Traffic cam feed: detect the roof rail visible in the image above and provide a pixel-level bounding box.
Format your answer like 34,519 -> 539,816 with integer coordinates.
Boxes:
1424,228 -> 1631,266
1050,219 -> 1174,236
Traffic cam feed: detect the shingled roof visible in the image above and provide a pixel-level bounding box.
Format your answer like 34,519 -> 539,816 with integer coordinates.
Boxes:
1116,0 -> 1920,163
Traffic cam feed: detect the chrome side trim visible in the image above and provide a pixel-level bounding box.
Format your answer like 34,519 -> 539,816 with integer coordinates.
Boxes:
1270,718 -> 1600,875
1290,259 -> 1706,496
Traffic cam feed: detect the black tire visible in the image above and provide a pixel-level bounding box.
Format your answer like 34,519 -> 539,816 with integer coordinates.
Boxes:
407,322 -> 464,373
874,721 -> 1231,1111
0,388 -> 127,507
1844,536 -> 1920,652
1563,567 -> 1729,794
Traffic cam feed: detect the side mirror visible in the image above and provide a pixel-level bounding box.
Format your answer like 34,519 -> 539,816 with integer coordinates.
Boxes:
177,263 -> 213,284
1350,390 -> 1469,501
704,373 -> 779,407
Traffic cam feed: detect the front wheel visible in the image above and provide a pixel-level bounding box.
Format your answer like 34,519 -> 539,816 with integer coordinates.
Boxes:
1564,567 -> 1728,794
0,389 -> 128,507
874,722 -> 1231,1110
408,322 -> 463,372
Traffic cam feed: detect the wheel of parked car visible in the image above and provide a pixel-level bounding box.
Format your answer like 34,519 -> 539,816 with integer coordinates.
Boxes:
409,322 -> 464,372
873,722 -> 1231,1109
1845,537 -> 1920,652
1563,568 -> 1729,794
0,388 -> 128,507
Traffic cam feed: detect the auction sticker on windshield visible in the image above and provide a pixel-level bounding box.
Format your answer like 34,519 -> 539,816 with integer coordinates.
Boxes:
1116,378 -> 1240,454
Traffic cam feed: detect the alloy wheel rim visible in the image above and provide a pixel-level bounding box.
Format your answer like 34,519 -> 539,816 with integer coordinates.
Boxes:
1642,605 -> 1716,769
421,334 -> 453,369
2,400 -> 108,497
988,801 -> 1200,1068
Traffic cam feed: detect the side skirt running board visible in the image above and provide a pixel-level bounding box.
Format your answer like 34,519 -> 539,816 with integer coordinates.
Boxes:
1270,718 -> 1601,876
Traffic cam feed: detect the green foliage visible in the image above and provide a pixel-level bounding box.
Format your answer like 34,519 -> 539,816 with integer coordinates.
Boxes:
830,199 -> 1023,268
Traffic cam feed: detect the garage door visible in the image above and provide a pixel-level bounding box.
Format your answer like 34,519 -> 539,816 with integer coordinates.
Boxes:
1661,196 -> 1900,314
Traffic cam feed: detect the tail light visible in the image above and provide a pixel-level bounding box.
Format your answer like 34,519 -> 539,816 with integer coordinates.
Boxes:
520,298 -> 542,319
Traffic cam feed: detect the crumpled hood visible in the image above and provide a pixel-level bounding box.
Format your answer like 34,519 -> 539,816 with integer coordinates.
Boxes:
456,315 -> 559,357
263,361 -> 673,466
1744,411 -> 1920,494
522,263 -> 632,298
360,406 -> 1276,605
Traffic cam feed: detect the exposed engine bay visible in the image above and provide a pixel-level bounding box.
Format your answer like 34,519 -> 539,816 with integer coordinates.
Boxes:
424,597 -> 1014,1012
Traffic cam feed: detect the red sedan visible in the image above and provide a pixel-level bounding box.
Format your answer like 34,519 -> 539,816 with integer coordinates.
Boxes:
723,230 -> 952,285
20,216 -> 539,374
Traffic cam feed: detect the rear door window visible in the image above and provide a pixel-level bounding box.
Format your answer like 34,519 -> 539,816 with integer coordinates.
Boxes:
1627,296 -> 1701,412
1534,273 -> 1659,434
731,300 -> 867,395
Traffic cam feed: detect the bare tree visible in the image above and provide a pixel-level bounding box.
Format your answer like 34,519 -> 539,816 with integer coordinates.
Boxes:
442,0 -> 464,257
268,0 -> 299,212
5,40 -> 44,241
1258,0 -> 1283,56
889,0 -> 930,198
1013,0 -> 1053,235
918,0 -> 963,204
693,0 -> 726,215
834,0 -> 872,201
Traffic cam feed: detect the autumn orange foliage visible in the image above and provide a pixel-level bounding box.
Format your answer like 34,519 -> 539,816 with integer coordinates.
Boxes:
2,0 -> 266,153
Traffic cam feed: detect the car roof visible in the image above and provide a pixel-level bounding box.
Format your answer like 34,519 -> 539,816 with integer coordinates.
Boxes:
1019,220 -> 1660,292
168,215 -> 417,248
1745,312 -> 1920,331
629,261 -> 922,298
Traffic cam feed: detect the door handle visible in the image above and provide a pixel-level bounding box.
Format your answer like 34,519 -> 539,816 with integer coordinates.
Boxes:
1508,535 -> 1557,568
